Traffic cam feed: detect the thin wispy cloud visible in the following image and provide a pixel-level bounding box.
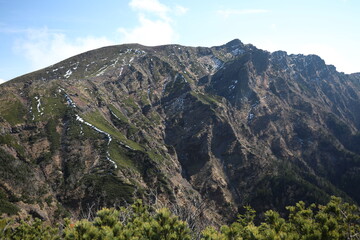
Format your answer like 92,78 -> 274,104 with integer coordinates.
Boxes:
0,26 -> 64,34
8,0 -> 188,75
217,9 -> 269,18
14,27 -> 114,71
119,0 -> 187,46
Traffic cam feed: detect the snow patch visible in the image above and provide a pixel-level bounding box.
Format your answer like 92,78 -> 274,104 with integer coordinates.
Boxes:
229,85 -> 235,90
118,67 -> 124,77
112,58 -> 120,67
135,49 -> 146,54
31,96 -> 44,118
96,65 -> 108,76
119,142 -> 135,151
110,110 -> 122,122
61,89 -> 77,108
124,48 -> 146,55
64,69 -> 72,78
35,97 -> 41,112
248,113 -> 254,121
72,62 -> 79,70
231,48 -> 245,56
29,106 -> 34,120
63,92 -> 76,108
212,57 -> 223,70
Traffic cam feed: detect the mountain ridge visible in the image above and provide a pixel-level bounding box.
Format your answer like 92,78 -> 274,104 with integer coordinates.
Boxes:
0,39 -> 359,225
6,39 -> 353,85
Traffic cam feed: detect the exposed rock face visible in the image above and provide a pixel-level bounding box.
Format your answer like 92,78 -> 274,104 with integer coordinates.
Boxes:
0,39 -> 359,224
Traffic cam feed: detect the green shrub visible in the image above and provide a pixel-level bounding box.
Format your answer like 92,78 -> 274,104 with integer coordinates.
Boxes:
64,200 -> 191,240
200,196 -> 360,240
0,197 -> 358,239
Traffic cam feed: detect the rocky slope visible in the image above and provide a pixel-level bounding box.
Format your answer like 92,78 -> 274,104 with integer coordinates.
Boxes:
0,39 -> 359,225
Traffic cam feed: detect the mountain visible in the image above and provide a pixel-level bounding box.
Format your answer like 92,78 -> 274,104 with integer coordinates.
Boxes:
1,39 -> 360,225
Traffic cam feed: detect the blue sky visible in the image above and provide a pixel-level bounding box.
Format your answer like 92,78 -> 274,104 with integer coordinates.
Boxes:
0,0 -> 359,84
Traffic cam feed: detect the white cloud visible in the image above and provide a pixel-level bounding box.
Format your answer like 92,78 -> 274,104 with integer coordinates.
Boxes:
119,0 -> 186,46
217,9 -> 269,18
129,0 -> 169,19
269,23 -> 277,30
0,78 -> 6,84
14,27 -> 114,70
9,0 -> 188,75
118,15 -> 177,46
174,5 -> 188,16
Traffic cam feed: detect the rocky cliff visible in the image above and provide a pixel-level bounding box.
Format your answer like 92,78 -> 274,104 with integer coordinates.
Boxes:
0,39 -> 359,224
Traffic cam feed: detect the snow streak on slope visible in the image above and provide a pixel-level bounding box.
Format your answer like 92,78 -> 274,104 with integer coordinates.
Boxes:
75,114 -> 117,169
60,88 -> 117,169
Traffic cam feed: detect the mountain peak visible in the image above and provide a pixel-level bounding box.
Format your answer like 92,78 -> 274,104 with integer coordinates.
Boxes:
224,38 -> 244,48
